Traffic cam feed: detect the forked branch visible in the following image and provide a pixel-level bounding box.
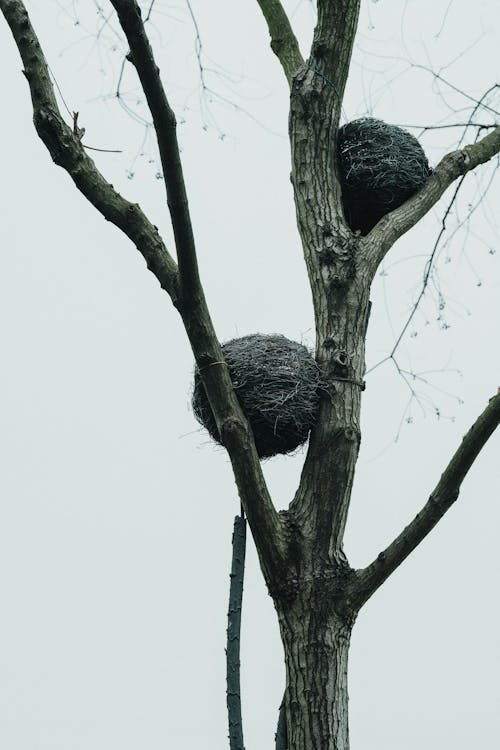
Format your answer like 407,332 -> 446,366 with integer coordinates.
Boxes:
0,0 -> 179,299
364,126 -> 500,274
255,0 -> 303,85
107,1 -> 287,578
0,0 -> 288,583
352,392 -> 500,608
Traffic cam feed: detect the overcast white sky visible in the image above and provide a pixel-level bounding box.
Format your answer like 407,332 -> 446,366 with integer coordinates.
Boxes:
1,1 -> 499,748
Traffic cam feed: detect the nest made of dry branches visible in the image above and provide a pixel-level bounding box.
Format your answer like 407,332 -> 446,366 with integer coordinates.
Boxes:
337,117 -> 431,235
192,333 -> 321,458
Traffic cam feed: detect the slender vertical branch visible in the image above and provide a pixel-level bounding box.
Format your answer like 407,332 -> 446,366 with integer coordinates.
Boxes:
226,512 -> 247,750
108,0 -> 200,297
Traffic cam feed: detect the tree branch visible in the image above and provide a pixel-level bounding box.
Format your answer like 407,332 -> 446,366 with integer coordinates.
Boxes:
226,512 -> 246,750
352,392 -> 500,608
313,0 -> 361,107
0,0 -> 288,584
0,0 -> 179,299
286,0 -> 365,561
108,1 -> 288,580
109,0 -> 200,298
363,126 -> 500,274
254,0 -> 303,85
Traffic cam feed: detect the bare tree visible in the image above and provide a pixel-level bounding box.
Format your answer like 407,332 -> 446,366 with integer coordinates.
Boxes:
1,1 -> 499,749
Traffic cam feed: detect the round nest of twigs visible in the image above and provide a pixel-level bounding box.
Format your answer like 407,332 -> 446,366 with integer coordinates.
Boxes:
192,334 -> 321,459
337,117 -> 431,235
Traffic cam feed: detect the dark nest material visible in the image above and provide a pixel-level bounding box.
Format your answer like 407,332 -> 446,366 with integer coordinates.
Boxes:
192,334 -> 321,459
337,117 -> 431,235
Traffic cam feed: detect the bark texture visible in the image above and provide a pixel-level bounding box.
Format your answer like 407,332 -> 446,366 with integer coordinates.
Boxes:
277,590 -> 355,750
1,2 -> 500,750
255,2 -> 499,749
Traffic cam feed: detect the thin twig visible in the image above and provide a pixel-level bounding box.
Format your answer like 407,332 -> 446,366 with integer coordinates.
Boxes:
399,122 -> 495,132
367,86 -> 500,381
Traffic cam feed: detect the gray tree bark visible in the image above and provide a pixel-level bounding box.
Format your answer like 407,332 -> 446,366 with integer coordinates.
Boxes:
1,1 -> 500,749
277,596 -> 353,750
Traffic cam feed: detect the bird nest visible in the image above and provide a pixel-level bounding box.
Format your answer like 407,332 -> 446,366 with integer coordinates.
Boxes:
337,117 -> 431,235
192,334 -> 321,458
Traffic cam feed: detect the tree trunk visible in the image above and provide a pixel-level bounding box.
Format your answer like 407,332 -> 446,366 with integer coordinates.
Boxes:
279,27 -> 366,747
277,595 -> 353,750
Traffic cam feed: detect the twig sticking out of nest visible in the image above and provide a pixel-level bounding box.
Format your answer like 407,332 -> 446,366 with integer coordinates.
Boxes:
337,117 -> 431,235
192,334 -> 321,459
